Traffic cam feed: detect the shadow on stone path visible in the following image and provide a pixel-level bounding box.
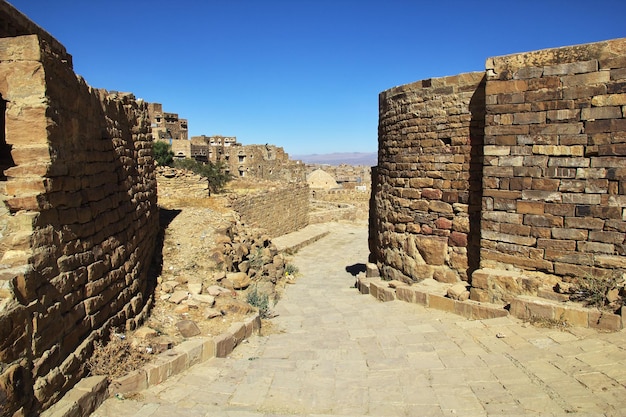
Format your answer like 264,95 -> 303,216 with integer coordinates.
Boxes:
93,222 -> 626,416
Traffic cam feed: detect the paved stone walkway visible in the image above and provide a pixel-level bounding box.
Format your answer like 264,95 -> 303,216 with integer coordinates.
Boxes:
93,222 -> 626,416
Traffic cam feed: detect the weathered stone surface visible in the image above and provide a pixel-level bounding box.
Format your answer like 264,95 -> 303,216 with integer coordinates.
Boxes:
175,320 -> 201,338
168,290 -> 189,304
447,282 -> 470,301
225,272 -> 252,290
134,327 -> 158,339
414,236 -> 447,266
365,262 -> 380,278
205,285 -> 232,297
190,293 -> 216,306
203,308 -> 223,319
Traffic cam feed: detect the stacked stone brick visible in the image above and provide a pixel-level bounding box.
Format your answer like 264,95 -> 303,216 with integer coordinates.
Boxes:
372,73 -> 485,284
476,38 -> 626,303
0,4 -> 158,415
373,37 -> 626,310
229,183 -> 310,238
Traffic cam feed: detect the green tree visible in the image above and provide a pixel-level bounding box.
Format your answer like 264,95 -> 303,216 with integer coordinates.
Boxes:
173,158 -> 232,194
153,141 -> 174,166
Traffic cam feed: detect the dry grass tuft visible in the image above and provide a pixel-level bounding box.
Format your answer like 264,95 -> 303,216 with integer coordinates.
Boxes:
87,332 -> 149,379
527,314 -> 570,330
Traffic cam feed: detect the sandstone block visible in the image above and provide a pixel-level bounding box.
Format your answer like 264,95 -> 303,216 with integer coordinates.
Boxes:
448,231 -> 467,247
581,106 -> 622,120
577,241 -> 614,254
176,340 -> 204,367
428,294 -> 455,313
228,322 -> 247,347
414,236 -> 448,266
521,190 -> 562,202
553,305 -> 589,328
564,217 -> 604,230
226,272 -> 252,290
175,320 -> 201,338
551,227 -> 588,240
545,249 -> 593,265
482,230 -> 536,246
202,338 -> 216,361
469,287 -> 491,303
428,201 -> 453,214
510,296 -> 554,320
447,282 -> 470,301
168,290 -> 189,304
594,254 -> 626,269
523,214 -> 563,228
366,263 -> 380,278
532,145 -> 584,156
561,193 -> 601,205
483,146 -> 510,156
482,211 -> 522,224
191,293 -> 216,306
516,201 -> 545,214
109,370 -> 147,394
481,249 -> 554,272
591,93 -> 626,106
589,310 -> 622,331
214,333 -> 235,358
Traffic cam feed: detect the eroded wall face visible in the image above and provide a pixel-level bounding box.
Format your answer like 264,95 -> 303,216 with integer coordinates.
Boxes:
372,73 -> 485,284
0,34 -> 157,416
474,38 -> 626,302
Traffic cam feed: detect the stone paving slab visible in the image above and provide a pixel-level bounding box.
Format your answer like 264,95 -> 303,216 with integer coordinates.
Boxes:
92,222 -> 626,417
271,222 -> 333,253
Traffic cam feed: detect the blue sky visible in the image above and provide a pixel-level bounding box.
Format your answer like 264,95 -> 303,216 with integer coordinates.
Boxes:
8,0 -> 626,155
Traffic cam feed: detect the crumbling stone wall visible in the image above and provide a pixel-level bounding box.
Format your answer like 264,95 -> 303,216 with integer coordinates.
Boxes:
229,184 -> 309,238
373,37 -> 626,305
372,73 -> 485,284
0,10 -> 158,416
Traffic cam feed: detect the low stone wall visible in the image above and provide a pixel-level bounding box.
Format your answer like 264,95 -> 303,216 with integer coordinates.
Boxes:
0,23 -> 158,417
229,183 -> 309,238
309,201 -> 357,224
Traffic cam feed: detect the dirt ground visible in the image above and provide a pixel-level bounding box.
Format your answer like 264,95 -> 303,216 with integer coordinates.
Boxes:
122,172 -> 280,358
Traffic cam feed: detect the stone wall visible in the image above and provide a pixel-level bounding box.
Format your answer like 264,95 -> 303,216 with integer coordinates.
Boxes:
373,37 -> 626,305
0,8 -> 158,415
474,38 -> 626,303
372,72 -> 485,284
229,184 -> 309,238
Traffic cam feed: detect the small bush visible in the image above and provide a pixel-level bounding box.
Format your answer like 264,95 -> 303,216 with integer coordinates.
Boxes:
153,141 -> 174,166
87,332 -> 149,379
173,158 -> 232,194
248,247 -> 265,269
285,263 -> 299,276
246,286 -> 270,318
568,271 -> 624,310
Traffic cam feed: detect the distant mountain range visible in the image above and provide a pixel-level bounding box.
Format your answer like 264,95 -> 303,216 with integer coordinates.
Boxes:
292,152 -> 378,166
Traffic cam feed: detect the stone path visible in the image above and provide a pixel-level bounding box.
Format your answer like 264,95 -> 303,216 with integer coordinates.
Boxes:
92,222 -> 626,416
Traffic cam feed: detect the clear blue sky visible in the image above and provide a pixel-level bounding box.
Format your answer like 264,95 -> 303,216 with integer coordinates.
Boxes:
8,0 -> 626,155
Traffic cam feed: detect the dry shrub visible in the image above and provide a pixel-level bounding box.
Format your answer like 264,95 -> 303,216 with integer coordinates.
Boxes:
87,333 -> 149,379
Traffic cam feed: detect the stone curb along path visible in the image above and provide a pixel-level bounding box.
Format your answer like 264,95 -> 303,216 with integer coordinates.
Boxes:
41,223 -> 333,417
89,221 -> 625,417
41,314 -> 262,417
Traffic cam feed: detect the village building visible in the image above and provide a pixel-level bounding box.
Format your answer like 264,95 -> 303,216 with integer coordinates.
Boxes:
147,102 -> 188,141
